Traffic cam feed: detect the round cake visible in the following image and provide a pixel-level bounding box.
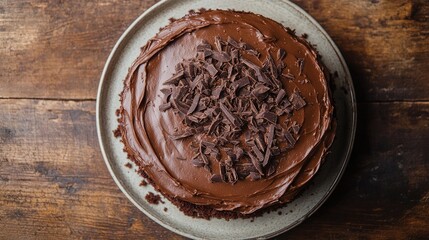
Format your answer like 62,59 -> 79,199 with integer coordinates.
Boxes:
116,9 -> 335,219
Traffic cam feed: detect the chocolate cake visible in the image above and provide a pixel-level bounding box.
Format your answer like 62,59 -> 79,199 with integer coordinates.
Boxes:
116,9 -> 336,219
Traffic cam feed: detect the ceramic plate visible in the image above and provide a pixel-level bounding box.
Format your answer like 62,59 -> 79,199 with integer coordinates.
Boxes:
96,0 -> 356,239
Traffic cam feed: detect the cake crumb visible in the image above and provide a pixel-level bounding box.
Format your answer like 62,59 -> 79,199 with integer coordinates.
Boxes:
163,207 -> 168,212
124,162 -> 132,168
113,127 -> 121,138
278,211 -> 282,215
145,192 -> 163,205
139,180 -> 148,187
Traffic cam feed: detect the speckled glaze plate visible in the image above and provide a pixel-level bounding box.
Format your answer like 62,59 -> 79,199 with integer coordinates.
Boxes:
96,0 -> 356,239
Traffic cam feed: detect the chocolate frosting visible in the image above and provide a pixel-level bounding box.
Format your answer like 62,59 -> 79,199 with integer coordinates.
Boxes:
118,10 -> 335,214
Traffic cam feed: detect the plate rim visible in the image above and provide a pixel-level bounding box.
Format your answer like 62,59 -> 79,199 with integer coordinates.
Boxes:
96,0 -> 357,239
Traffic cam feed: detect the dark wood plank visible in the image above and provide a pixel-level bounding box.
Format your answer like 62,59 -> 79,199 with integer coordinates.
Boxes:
1,0 -> 428,101
0,99 -> 183,239
292,0 -> 429,102
283,101 -> 429,239
0,0 -> 159,100
0,99 -> 428,239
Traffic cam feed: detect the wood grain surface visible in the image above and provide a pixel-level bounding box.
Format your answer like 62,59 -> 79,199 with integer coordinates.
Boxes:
0,0 -> 428,239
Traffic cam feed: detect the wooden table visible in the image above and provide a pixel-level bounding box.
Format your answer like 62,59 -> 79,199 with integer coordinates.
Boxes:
1,1 -> 428,239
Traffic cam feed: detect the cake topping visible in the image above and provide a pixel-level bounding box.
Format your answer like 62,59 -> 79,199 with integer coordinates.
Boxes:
160,36 -> 307,183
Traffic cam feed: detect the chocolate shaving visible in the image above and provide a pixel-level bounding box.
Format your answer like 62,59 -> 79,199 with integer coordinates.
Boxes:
266,161 -> 277,176
227,36 -> 241,49
256,71 -> 272,85
187,93 -> 200,115
285,131 -> 296,147
267,54 -> 278,80
255,133 -> 266,151
248,152 -> 264,175
197,43 -> 212,52
244,44 -> 260,57
251,84 -> 270,100
215,36 -> 222,52
164,70 -> 184,85
160,88 -> 172,95
175,62 -> 183,71
297,58 -> 304,75
227,64 -> 234,78
208,116 -> 221,134
247,49 -> 260,57
201,140 -> 216,148
290,92 -> 306,110
172,99 -> 190,114
275,89 -> 286,104
277,61 -> 285,76
210,174 -> 223,183
229,168 -> 238,184
199,143 -> 210,165
277,48 -> 286,61
204,64 -> 218,77
262,148 -> 271,167
211,86 -> 223,100
263,36 -> 276,43
230,76 -> 250,90
159,102 -> 172,112
242,59 -> 260,72
251,143 -> 264,163
185,62 -> 196,78
190,75 -> 202,90
172,86 -> 187,102
170,130 -> 194,140
204,49 -> 213,58
212,51 -> 231,62
266,125 -> 275,146
250,100 -> 258,114
263,111 -> 278,124
291,122 -> 301,134
219,102 -> 241,127
220,163 -> 227,182
262,125 -> 275,167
